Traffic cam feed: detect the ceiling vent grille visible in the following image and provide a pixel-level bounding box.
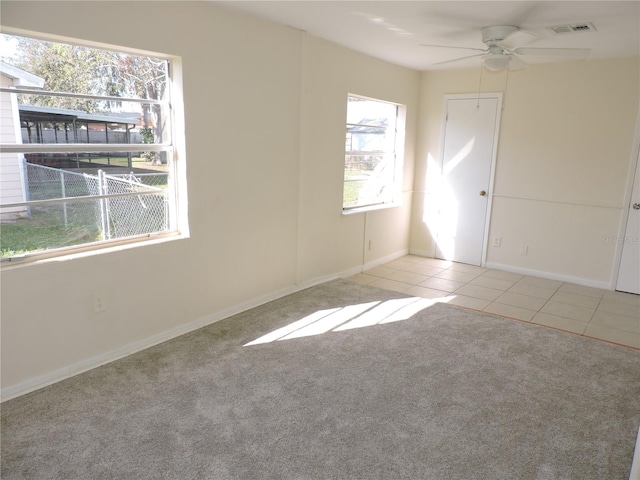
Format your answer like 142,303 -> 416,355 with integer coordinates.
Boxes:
548,22 -> 596,35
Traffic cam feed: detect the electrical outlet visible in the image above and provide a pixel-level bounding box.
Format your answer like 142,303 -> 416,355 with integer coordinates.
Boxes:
493,237 -> 501,247
93,291 -> 107,313
519,244 -> 528,256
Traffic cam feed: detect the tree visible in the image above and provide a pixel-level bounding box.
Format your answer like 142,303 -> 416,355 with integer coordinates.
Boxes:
9,37 -> 109,111
3,34 -> 167,162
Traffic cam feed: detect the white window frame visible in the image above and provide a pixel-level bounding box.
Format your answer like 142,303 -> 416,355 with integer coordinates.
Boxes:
342,93 -> 406,215
0,29 -> 188,265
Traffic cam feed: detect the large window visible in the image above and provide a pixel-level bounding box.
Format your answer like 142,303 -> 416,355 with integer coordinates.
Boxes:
0,32 -> 184,262
343,94 -> 404,212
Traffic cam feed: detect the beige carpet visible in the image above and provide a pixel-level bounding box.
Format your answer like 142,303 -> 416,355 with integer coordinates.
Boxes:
2,279 -> 639,479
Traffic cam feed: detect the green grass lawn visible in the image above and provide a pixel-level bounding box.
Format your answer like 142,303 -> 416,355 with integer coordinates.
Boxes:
1,208 -> 100,258
89,156 -> 165,169
343,177 -> 364,208
1,165 -> 170,258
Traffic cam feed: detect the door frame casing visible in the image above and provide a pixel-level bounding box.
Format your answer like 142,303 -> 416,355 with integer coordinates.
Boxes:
612,99 -> 640,291
437,92 -> 503,266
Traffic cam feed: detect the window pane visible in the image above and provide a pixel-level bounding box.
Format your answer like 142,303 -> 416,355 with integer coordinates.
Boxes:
20,151 -> 171,172
347,127 -> 393,153
0,193 -> 169,258
1,196 -> 102,257
346,97 -> 396,126
2,34 -> 167,100
344,95 -> 399,210
0,152 -> 172,258
343,154 -> 395,208
0,33 -> 181,261
17,96 -> 171,145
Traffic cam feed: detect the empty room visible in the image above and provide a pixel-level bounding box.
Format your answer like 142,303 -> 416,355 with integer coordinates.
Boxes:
1,1 -> 639,478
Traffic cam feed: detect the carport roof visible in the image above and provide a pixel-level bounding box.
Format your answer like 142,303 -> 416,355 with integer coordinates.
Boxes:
18,104 -> 139,126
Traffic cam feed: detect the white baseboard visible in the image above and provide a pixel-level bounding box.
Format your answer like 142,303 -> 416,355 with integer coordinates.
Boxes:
1,282 -> 301,402
363,249 -> 409,272
484,262 -> 611,290
407,251 -> 611,290
1,259 -> 395,403
339,266 -> 365,279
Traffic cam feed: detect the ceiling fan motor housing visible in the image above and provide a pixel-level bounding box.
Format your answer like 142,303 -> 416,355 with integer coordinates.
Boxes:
481,25 -> 519,45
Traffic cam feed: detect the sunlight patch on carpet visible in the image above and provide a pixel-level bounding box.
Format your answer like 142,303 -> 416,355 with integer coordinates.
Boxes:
244,295 -> 452,346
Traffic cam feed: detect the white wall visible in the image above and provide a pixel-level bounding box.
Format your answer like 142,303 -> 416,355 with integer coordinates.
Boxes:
0,1 -> 419,398
411,57 -> 639,287
297,35 -> 418,281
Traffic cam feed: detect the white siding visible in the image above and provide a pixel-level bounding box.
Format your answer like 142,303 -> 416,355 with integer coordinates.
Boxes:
0,74 -> 26,218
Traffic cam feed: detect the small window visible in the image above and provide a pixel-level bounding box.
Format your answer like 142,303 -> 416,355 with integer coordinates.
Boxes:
0,33 -> 184,262
343,94 -> 404,212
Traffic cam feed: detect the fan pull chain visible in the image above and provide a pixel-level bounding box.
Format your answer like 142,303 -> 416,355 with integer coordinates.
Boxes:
476,65 -> 484,109
502,61 -> 511,109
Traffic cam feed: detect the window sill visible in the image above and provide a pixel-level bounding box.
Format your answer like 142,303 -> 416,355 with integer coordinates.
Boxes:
0,232 -> 188,270
342,202 -> 400,216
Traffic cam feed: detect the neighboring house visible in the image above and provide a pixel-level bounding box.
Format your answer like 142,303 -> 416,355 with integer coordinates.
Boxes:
0,61 -> 44,220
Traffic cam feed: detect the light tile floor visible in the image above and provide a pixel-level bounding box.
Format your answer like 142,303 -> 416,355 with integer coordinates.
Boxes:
349,255 -> 640,349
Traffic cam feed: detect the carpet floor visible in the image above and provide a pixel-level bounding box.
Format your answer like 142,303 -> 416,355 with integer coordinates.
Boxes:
2,279 -> 639,479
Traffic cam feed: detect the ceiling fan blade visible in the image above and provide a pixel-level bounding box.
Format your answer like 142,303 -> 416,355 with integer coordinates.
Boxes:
514,47 -> 590,60
433,53 -> 485,66
421,43 -> 486,52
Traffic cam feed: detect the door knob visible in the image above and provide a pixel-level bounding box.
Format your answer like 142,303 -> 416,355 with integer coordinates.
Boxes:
479,190 -> 487,196
633,203 -> 640,210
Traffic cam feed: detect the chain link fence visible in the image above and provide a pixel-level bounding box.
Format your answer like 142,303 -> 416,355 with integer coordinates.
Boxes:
84,171 -> 168,239
23,161 -> 169,241
24,161 -> 95,229
109,172 -> 169,189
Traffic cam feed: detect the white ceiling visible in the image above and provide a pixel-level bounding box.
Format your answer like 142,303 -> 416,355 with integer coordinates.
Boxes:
217,1 -> 640,70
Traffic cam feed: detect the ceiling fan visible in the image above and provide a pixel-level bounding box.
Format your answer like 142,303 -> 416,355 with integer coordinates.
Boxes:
423,25 -> 590,71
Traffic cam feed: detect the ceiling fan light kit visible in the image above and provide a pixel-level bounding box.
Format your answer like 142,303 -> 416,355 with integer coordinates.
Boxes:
483,54 -> 511,72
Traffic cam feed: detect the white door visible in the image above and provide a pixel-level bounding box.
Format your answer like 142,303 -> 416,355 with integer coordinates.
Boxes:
435,95 -> 501,266
616,149 -> 640,294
